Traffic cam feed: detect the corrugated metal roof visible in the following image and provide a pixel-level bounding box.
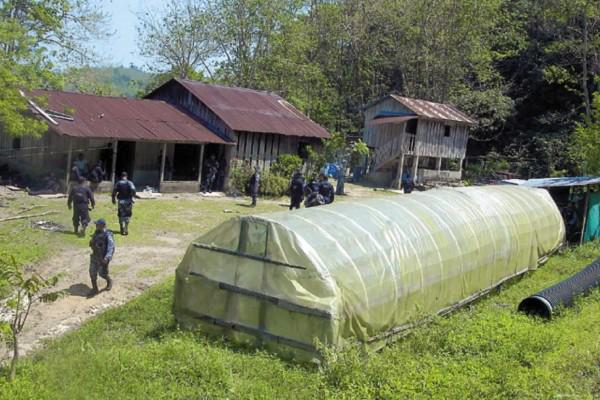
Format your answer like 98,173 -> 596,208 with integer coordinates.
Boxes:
173,79 -> 330,138
522,177 -> 600,188
389,94 -> 477,125
30,90 -> 230,144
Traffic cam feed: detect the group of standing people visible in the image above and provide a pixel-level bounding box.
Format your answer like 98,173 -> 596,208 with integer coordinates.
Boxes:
70,153 -> 107,188
67,170 -> 136,297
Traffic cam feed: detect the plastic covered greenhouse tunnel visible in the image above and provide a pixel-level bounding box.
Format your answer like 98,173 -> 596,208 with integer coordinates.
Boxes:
174,186 -> 566,362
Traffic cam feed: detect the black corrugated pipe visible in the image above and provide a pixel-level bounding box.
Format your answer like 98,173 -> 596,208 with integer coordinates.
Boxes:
518,258 -> 600,319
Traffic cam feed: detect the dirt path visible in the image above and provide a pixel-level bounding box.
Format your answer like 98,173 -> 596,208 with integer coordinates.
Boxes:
0,235 -> 189,361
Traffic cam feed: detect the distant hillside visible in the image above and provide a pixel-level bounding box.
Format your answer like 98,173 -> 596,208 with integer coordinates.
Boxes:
62,66 -> 152,98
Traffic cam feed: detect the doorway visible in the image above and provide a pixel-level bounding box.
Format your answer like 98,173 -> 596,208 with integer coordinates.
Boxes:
172,144 -> 201,180
115,141 -> 136,180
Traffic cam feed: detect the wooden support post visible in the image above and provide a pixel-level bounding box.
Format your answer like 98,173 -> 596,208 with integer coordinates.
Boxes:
436,157 -> 442,172
110,140 -> 118,183
198,143 -> 205,185
65,138 -> 73,193
580,189 -> 590,245
412,154 -> 420,184
159,142 -> 167,186
394,154 -> 404,189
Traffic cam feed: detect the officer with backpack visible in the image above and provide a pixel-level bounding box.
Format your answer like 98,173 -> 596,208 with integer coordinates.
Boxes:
88,218 -> 114,297
67,176 -> 95,236
112,171 -> 136,235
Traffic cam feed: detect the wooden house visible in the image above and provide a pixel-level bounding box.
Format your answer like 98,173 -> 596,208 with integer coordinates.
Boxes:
0,79 -> 329,192
363,94 -> 476,187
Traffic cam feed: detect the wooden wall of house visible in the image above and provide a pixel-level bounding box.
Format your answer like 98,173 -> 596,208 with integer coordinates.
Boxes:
231,131 -> 320,172
364,97 -> 470,168
363,97 -> 410,147
415,120 -> 469,159
0,129 -> 110,177
147,80 -> 235,142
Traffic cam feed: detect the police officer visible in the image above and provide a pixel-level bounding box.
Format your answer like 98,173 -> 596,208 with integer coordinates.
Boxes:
289,170 -> 305,210
203,154 -> 219,193
111,171 -> 136,235
249,166 -> 260,207
67,176 -> 95,236
318,173 -> 335,205
88,218 -> 114,297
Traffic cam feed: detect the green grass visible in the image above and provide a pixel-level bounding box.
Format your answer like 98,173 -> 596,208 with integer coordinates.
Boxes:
2,191 -> 600,398
2,238 -> 600,399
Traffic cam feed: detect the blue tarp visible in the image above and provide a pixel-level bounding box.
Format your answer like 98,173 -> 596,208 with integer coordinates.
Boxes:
522,176 -> 600,188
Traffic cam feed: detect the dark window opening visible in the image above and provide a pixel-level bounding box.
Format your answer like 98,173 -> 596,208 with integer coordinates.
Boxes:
406,119 -> 418,135
172,143 -> 200,180
444,125 -> 451,137
12,138 -> 21,150
298,142 -> 310,159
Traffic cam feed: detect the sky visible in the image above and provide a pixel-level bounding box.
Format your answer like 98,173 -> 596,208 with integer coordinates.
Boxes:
91,0 -> 165,69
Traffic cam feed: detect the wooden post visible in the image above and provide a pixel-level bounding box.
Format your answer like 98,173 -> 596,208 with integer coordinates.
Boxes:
159,142 -> 167,185
65,138 -> 73,193
580,189 -> 590,245
198,143 -> 205,185
412,154 -> 420,184
110,140 -> 118,183
394,154 -> 404,189
436,157 -> 442,172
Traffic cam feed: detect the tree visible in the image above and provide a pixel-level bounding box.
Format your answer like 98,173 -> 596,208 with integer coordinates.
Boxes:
544,0 -> 600,121
0,0 -> 108,138
0,253 -> 61,381
572,88 -> 600,174
137,0 -> 217,80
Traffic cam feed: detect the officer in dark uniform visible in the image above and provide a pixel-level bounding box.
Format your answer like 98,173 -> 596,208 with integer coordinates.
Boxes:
88,218 -> 115,297
289,170 -> 305,210
318,173 -> 335,205
67,177 -> 95,236
111,171 -> 136,235
203,154 -> 219,193
249,166 -> 260,207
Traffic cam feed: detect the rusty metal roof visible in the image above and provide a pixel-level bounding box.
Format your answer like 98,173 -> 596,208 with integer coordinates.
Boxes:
173,79 -> 330,138
30,90 -> 230,144
390,95 -> 477,125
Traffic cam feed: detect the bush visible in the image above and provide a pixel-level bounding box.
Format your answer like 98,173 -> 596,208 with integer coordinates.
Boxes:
228,161 -> 253,195
271,154 -> 303,178
260,173 -> 288,197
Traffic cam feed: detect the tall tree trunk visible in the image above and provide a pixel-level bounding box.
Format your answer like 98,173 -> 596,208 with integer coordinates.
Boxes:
582,9 -> 592,121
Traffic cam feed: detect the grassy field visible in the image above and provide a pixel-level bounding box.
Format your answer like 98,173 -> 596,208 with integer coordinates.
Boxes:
1,189 -> 600,399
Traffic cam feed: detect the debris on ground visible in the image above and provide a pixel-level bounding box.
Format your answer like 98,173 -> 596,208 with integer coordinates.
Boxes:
223,209 -> 239,213
0,211 -> 57,223
31,220 -> 65,232
36,193 -> 66,199
137,191 -> 162,199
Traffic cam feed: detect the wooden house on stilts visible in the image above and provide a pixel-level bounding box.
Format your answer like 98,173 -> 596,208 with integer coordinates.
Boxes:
363,95 -> 476,187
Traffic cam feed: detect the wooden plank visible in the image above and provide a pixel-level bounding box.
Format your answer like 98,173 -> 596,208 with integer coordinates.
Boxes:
111,140 -> 118,182
198,143 -> 205,183
65,138 -> 72,192
159,142 -> 167,184
257,133 -> 265,171
264,134 -> 273,171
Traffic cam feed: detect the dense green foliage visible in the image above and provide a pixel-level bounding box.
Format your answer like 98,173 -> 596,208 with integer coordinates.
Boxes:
1,240 -> 599,398
136,0 -> 600,177
573,89 -> 600,175
270,154 -> 303,178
